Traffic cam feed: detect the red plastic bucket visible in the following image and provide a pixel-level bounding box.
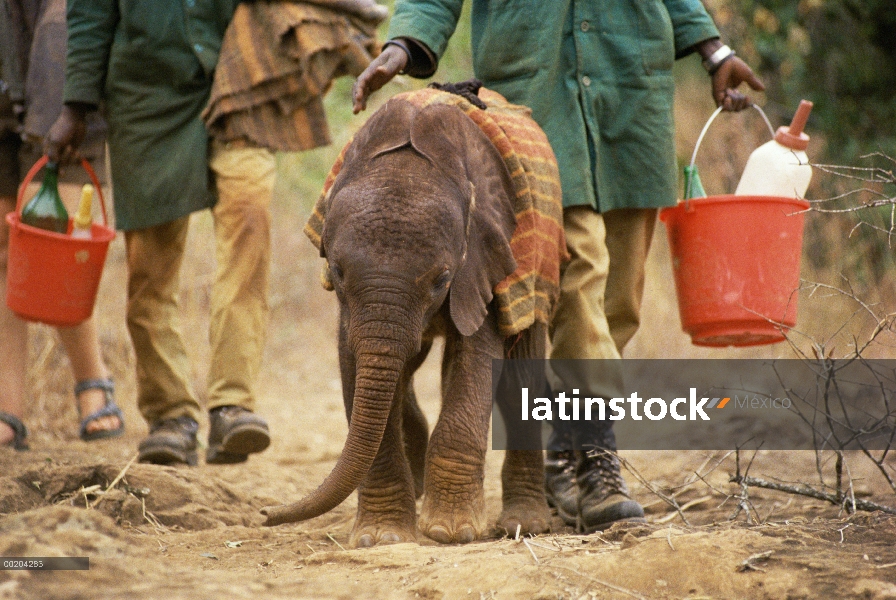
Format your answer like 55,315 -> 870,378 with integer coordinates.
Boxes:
5,156 -> 116,327
660,195 -> 808,347
660,106 -> 809,347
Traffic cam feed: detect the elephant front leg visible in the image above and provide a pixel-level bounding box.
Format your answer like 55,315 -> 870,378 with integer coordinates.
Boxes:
418,327 -> 497,544
351,401 -> 418,547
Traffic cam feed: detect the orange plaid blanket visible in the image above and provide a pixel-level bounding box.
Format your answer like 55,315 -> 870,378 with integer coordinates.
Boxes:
202,1 -> 381,152
305,86 -> 567,336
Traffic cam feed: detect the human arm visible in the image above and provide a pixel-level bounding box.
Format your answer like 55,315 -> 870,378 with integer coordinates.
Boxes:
663,0 -> 764,111
44,0 -> 117,161
44,102 -> 92,163
351,0 -> 462,113
693,38 -> 764,111
1,0 -> 25,134
352,38 -> 437,113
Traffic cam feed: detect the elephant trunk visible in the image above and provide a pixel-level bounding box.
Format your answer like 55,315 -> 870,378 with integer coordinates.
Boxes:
262,343 -> 405,526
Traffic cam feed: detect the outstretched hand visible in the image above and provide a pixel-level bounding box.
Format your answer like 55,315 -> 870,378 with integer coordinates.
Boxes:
712,56 -> 765,112
44,104 -> 89,164
352,44 -> 408,114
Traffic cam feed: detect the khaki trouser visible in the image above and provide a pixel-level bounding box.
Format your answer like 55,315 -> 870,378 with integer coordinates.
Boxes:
602,207 -> 658,352
548,205 -> 657,409
125,142 -> 276,423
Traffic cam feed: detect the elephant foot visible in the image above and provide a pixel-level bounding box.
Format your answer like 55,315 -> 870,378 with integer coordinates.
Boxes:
422,522 -> 477,544
349,518 -> 417,548
419,495 -> 487,544
496,495 -> 552,538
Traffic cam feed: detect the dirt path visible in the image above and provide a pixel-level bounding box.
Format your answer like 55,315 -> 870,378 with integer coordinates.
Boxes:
2,187 -> 896,599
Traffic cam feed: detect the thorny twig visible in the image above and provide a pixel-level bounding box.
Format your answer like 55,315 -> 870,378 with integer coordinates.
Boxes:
729,474 -> 896,515
729,448 -> 763,524
614,453 -> 692,527
810,153 -> 896,244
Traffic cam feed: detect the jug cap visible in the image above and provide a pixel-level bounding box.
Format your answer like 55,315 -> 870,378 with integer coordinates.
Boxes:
774,100 -> 812,151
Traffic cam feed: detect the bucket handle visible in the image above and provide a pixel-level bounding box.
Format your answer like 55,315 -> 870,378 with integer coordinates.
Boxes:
684,104 -> 776,205
16,155 -> 109,226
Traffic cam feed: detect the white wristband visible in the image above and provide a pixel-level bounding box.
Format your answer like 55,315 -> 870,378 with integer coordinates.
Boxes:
702,44 -> 735,74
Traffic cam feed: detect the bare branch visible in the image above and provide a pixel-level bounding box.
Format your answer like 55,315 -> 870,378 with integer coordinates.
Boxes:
731,474 -> 896,515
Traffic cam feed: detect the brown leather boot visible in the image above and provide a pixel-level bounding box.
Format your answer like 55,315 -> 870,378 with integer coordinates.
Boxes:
544,450 -> 579,526
576,450 -> 645,533
206,405 -> 270,464
138,416 -> 198,466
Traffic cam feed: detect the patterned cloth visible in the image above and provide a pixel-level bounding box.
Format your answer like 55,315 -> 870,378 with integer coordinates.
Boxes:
305,86 -> 568,336
202,1 -> 382,152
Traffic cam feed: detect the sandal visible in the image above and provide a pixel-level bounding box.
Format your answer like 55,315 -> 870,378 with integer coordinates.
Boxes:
75,378 -> 125,442
0,411 -> 29,451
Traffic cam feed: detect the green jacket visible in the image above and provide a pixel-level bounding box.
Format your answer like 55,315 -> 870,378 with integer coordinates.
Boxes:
64,0 -> 238,230
388,0 -> 719,211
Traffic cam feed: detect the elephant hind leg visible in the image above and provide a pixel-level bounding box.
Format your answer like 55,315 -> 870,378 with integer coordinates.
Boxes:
496,323 -> 551,536
402,393 -> 428,498
401,340 -> 432,499
497,449 -> 551,537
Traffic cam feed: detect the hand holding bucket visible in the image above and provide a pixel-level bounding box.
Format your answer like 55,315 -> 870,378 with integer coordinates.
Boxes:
659,106 -> 810,347
5,155 -> 116,326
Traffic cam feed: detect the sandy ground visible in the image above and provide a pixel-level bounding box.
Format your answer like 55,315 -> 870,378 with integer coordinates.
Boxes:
2,170 -> 896,600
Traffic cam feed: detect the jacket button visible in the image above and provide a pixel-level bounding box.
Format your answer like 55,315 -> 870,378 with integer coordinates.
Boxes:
580,20 -> 590,32
582,75 -> 591,86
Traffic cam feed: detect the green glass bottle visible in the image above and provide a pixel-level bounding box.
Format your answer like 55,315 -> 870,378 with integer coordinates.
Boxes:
21,162 -> 69,233
683,164 -> 707,200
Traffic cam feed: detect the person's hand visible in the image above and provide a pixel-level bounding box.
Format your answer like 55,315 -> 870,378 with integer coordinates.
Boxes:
44,103 -> 90,164
711,56 -> 765,112
352,43 -> 408,114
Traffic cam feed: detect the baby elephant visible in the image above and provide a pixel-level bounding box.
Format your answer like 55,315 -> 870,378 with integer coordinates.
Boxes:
262,85 -> 567,547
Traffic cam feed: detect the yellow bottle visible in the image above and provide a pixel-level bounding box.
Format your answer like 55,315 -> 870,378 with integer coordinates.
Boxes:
71,184 -> 94,239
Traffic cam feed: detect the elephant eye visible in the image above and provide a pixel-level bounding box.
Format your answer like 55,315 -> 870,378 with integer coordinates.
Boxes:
434,269 -> 451,290
330,263 -> 343,282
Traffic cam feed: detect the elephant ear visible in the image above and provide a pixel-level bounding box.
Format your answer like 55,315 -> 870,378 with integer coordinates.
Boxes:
409,104 -> 517,337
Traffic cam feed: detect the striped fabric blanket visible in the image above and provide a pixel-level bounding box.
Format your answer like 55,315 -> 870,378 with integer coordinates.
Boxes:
202,1 -> 383,152
305,86 -> 568,336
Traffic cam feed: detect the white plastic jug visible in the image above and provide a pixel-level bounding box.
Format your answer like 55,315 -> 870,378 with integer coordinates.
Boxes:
735,100 -> 813,198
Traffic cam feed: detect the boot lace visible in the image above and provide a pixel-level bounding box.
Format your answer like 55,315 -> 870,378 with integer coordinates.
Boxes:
578,449 -> 629,501
545,450 -> 576,475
